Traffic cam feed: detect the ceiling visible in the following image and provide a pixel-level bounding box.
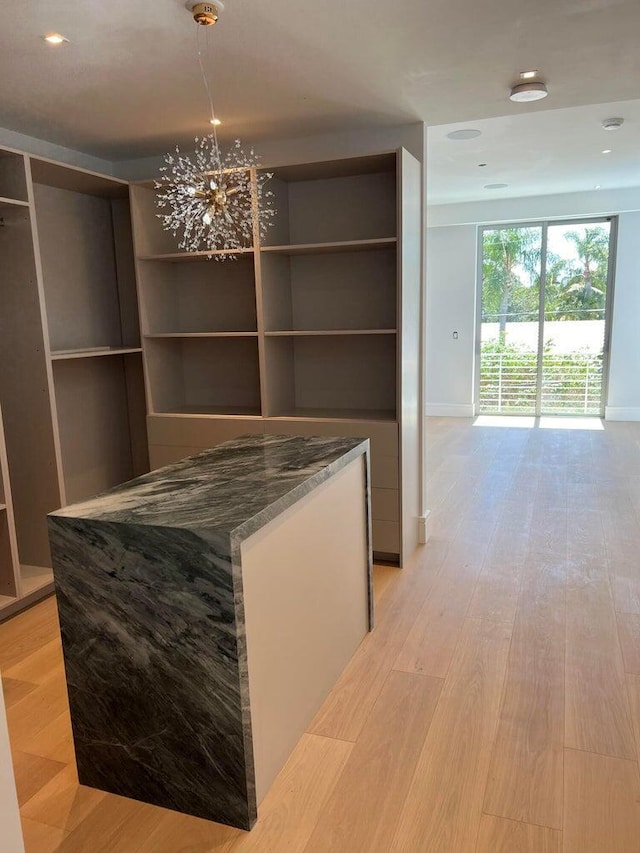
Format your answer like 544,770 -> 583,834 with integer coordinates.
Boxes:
428,99 -> 640,205
1,0 -> 640,161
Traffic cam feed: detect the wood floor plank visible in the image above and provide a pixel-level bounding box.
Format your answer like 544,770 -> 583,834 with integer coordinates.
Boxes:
20,711 -> 75,765
6,677 -> 70,755
304,671 -> 442,853
133,809 -> 239,853
308,542 -> 445,741
2,675 -> 38,709
609,554 -> 640,615
393,604 -> 466,678
563,748 -> 640,852
228,733 -> 352,853
389,618 -> 511,853
372,563 -> 400,607
565,556 -> 635,759
21,764 -> 106,835
21,816 -> 68,853
12,750 -> 66,807
4,640 -> 65,687
0,598 -> 59,670
476,814 -> 561,852
526,506 -> 567,556
483,553 -> 565,830
393,542 -> 487,678
626,673 -> 640,759
54,793 -> 164,852
468,557 -> 525,624
617,613 -> 640,674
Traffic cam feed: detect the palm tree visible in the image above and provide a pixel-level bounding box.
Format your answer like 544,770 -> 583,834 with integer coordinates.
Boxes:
565,226 -> 609,299
550,226 -> 610,320
482,228 -> 541,341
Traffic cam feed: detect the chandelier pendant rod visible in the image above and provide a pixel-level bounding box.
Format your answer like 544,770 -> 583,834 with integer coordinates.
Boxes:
196,24 -> 222,173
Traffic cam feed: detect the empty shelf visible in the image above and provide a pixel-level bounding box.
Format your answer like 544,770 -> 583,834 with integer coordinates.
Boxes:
261,238 -> 397,256
50,347 -> 143,360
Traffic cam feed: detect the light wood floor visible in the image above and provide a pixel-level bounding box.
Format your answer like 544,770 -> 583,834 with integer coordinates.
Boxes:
4,417 -> 640,851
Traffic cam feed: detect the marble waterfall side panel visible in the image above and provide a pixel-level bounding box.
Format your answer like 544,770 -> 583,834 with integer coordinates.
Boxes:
48,515 -> 257,830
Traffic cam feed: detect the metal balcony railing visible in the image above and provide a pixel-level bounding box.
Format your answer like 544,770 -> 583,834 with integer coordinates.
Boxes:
479,351 -> 603,415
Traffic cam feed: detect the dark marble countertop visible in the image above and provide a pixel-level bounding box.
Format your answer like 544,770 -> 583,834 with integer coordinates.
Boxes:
50,434 -> 369,542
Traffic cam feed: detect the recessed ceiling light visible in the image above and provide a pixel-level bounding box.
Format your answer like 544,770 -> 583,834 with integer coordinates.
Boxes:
446,129 -> 482,141
209,118 -> 222,126
484,183 -> 509,190
509,81 -> 548,102
478,163 -> 487,167
44,33 -> 69,45
520,70 -> 539,79
602,149 -> 612,154
602,117 -> 624,131
594,185 -> 602,190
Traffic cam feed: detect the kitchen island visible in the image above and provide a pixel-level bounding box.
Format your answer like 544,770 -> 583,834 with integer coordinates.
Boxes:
48,434 -> 372,830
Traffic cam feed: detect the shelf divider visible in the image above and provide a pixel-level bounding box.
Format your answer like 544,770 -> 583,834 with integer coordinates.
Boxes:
50,346 -> 143,361
138,248 -> 255,262
261,237 -> 397,256
0,196 -> 30,209
144,332 -> 258,339
265,329 -> 397,337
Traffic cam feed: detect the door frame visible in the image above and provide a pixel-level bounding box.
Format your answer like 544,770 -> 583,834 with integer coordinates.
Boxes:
474,216 -> 618,417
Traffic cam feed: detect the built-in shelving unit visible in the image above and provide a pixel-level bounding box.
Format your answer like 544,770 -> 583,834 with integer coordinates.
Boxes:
0,145 -> 149,619
132,149 -> 421,562
0,149 -> 29,202
31,156 -> 149,509
0,403 -> 20,609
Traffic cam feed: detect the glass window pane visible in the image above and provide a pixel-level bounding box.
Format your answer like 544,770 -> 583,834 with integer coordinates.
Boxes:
479,226 -> 542,415
542,221 -> 611,415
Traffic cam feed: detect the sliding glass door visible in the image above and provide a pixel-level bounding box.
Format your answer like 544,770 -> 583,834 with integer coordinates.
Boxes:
477,218 -> 616,416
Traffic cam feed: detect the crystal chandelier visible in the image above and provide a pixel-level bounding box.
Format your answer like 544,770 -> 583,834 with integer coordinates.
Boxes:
156,3 -> 275,259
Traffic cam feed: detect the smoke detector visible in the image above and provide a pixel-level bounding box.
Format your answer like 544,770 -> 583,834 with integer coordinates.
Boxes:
186,2 -> 224,26
602,117 -> 624,131
509,80 -> 548,102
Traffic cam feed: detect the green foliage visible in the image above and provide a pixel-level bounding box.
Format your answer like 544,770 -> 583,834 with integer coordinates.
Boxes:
482,228 -> 540,330
482,224 -> 611,328
544,227 -> 610,321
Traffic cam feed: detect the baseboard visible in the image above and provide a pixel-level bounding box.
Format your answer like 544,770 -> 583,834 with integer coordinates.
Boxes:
418,510 -> 431,545
425,404 -> 474,418
605,407 -> 640,422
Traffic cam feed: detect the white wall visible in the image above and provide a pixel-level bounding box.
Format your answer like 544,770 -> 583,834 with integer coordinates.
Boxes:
425,225 -> 476,416
428,186 -> 640,228
607,211 -> 640,420
426,186 -> 640,419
